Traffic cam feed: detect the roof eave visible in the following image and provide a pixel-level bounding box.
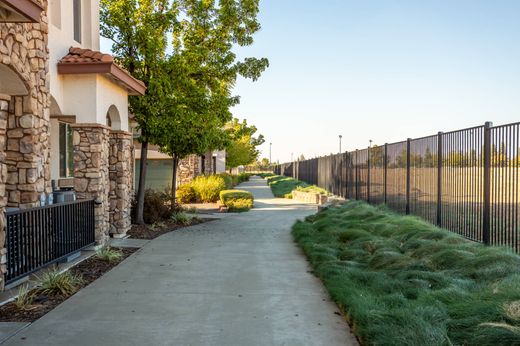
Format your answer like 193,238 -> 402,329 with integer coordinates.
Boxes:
57,62 -> 147,96
0,0 -> 43,23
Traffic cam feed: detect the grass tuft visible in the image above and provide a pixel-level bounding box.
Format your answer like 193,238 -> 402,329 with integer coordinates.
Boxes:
96,247 -> 123,262
14,285 -> 35,310
37,268 -> 84,297
292,200 -> 520,345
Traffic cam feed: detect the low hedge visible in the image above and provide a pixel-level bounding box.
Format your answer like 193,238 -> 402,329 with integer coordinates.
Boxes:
219,189 -> 254,212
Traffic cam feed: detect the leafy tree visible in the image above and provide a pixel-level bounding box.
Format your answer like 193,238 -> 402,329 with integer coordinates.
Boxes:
102,0 -> 268,213
225,118 -> 265,169
100,0 -> 176,224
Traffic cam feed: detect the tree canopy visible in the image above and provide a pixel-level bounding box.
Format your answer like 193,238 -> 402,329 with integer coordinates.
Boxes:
225,118 -> 265,169
101,0 -> 269,213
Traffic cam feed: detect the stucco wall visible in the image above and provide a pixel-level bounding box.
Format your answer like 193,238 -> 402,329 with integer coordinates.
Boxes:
48,0 -> 99,113
214,150 -> 226,173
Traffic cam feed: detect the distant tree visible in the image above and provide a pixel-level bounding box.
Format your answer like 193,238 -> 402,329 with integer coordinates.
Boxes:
225,118 -> 265,169
299,154 -> 306,161
424,147 -> 435,167
369,145 -> 384,167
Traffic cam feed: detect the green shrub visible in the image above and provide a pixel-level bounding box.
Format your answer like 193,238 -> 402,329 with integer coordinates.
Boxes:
38,268 -> 84,297
96,247 -> 123,262
258,172 -> 274,179
176,184 -> 196,204
225,198 -> 254,212
217,173 -> 234,189
220,189 -> 254,212
131,189 -> 171,224
295,185 -> 329,195
292,200 -> 520,345
192,175 -> 227,203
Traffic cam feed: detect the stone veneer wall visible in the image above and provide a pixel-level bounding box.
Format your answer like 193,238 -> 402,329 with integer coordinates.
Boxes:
109,131 -> 133,237
0,0 -> 50,289
73,124 -> 110,245
177,155 -> 200,187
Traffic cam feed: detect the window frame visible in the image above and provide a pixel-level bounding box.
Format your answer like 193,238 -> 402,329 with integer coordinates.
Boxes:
73,0 -> 81,43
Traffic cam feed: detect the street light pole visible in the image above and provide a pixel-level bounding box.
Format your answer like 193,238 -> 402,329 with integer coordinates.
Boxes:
269,142 -> 272,164
339,135 -> 343,153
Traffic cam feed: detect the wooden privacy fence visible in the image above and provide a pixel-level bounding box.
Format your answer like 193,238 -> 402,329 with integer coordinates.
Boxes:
274,122 -> 520,251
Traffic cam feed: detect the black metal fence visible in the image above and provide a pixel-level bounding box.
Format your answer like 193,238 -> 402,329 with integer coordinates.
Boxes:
274,121 -> 520,251
5,199 -> 96,284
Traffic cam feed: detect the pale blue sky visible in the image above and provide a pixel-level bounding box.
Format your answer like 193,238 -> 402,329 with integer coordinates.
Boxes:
102,0 -> 520,163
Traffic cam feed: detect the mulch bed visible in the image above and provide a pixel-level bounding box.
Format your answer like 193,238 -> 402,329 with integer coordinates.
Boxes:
0,247 -> 137,323
127,218 -> 216,240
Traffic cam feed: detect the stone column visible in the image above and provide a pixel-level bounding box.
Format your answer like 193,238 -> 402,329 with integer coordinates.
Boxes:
177,155 -> 200,187
109,130 -> 133,237
0,96 -> 9,289
72,124 -> 110,245
5,95 -> 51,208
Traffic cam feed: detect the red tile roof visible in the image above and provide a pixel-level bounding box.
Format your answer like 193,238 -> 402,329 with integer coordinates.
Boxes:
58,47 -> 146,96
59,47 -> 115,64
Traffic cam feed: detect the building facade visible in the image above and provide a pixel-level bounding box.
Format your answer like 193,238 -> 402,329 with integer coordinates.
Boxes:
0,0 -> 144,288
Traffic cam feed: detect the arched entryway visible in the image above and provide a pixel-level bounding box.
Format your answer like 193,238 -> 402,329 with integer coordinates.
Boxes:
106,105 -> 121,130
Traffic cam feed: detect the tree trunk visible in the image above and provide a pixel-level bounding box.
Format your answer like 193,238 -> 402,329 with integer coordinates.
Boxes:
171,155 -> 179,212
135,140 -> 149,225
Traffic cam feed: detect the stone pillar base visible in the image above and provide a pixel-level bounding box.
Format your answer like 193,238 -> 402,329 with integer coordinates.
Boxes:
109,131 -> 133,236
72,124 -> 111,245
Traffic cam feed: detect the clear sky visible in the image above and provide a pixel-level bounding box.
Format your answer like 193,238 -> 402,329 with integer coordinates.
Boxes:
230,0 -> 520,163
101,1 -> 520,164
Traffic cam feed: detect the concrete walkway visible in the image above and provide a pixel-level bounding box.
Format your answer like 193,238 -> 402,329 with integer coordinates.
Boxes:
3,177 -> 357,346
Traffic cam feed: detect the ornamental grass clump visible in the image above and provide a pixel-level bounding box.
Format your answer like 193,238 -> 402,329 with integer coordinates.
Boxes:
37,268 -> 84,297
14,285 -> 35,310
96,247 -> 123,262
292,200 -> 520,345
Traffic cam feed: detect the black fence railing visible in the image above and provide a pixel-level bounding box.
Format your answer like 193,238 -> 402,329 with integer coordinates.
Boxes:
5,199 -> 96,284
274,121 -> 520,252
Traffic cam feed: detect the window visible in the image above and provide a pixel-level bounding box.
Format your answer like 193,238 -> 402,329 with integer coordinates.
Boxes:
73,0 -> 81,43
59,122 -> 74,177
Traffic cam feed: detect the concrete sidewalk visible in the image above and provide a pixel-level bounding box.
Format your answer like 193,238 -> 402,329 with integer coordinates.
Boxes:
3,177 -> 357,346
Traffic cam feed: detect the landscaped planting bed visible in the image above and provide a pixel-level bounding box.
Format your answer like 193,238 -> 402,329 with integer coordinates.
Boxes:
0,247 -> 136,322
265,175 -> 328,199
293,200 -> 520,345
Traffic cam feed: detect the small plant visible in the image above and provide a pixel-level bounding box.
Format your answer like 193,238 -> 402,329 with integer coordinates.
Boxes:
38,268 -> 84,297
171,211 -> 191,225
96,247 -> 123,262
14,285 -> 34,310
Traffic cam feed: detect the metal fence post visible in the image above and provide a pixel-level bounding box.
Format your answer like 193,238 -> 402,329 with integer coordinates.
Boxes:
483,121 -> 493,245
437,132 -> 443,227
384,143 -> 388,204
355,150 -> 359,200
367,146 -> 371,203
406,138 -> 411,214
